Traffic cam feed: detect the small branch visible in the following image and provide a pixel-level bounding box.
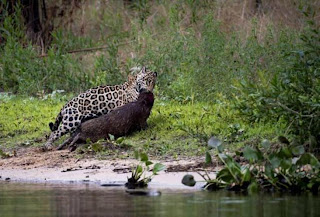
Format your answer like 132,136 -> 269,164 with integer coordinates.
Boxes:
285,119 -> 295,135
270,101 -> 317,118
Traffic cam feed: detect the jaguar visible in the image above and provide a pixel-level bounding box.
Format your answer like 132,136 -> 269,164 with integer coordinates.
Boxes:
44,66 -> 157,149
57,90 -> 155,152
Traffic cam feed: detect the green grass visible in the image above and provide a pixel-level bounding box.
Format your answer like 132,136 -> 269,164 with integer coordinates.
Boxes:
1,0 -> 316,157
0,94 -> 286,159
0,93 -> 67,147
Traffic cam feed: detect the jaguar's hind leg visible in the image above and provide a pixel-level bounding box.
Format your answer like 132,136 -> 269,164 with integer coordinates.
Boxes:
44,110 -> 82,149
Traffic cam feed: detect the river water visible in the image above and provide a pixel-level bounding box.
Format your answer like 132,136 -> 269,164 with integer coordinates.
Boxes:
0,182 -> 319,217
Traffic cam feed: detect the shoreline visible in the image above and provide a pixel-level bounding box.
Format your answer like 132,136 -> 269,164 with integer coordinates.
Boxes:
0,147 -> 215,190
0,168 -> 207,190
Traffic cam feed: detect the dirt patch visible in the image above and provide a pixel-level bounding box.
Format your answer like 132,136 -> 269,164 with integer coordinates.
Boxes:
0,146 -> 215,171
0,147 -> 78,169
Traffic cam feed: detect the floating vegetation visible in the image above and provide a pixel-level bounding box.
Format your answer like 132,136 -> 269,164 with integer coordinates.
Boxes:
183,137 -> 320,193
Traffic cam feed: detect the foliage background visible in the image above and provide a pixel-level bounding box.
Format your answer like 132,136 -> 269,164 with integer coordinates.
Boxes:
0,0 -> 319,152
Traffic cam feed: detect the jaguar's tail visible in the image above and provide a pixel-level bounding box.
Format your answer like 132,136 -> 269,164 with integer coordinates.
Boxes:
49,111 -> 63,131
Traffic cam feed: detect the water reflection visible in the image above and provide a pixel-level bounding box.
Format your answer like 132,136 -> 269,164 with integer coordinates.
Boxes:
0,182 -> 319,217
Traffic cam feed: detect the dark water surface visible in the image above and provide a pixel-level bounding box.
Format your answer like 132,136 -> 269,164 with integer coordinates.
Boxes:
0,182 -> 319,217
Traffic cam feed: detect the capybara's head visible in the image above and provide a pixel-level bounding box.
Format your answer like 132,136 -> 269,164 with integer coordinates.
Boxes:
138,90 -> 154,107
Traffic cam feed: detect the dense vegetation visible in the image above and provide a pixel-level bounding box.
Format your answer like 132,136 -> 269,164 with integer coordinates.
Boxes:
183,137 -> 320,193
0,0 -> 319,161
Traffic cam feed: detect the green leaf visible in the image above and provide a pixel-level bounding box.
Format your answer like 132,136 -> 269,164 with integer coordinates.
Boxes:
248,181 -> 258,193
291,145 -> 305,156
145,160 -> 153,166
116,137 -> 124,144
296,153 -> 320,167
208,136 -> 222,149
270,156 -> 281,168
280,159 -> 292,171
264,164 -> 274,178
278,147 -> 292,159
243,146 -> 259,162
217,144 -> 225,153
235,150 -> 242,156
217,168 -> 234,183
241,166 -> 251,182
181,174 -> 196,187
140,153 -> 149,162
261,139 -> 271,149
134,150 -> 140,159
153,163 -> 166,175
135,165 -> 143,175
108,134 -> 115,141
91,143 -> 103,152
205,151 -> 212,164
218,153 -> 228,161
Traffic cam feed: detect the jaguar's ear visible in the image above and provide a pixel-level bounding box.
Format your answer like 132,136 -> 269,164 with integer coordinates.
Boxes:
130,66 -> 141,74
141,66 -> 147,74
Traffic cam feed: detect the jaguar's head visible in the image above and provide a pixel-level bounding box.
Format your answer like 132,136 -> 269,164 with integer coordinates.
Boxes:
135,66 -> 157,92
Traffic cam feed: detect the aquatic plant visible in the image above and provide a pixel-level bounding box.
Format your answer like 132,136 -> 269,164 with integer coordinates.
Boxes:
183,137 -> 320,193
125,152 -> 165,189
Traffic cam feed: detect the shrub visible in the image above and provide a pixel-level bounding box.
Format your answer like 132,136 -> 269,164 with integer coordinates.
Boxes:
233,7 -> 320,149
183,138 -> 320,193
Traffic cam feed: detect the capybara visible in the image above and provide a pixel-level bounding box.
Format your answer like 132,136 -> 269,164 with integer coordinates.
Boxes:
57,89 -> 154,151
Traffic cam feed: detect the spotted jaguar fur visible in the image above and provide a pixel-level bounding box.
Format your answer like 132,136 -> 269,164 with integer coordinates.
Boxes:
44,66 -> 157,149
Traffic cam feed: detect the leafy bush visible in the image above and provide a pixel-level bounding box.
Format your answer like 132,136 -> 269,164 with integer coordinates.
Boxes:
0,3 -> 126,95
233,7 -> 320,149
183,138 -> 320,193
0,6 -> 90,95
0,0 -> 307,103
131,13 -> 299,102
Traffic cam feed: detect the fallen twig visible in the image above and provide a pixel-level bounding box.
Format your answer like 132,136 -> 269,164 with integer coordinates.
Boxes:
61,164 -> 100,172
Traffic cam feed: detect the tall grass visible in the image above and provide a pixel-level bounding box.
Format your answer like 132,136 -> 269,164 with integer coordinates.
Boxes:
0,0 -> 313,100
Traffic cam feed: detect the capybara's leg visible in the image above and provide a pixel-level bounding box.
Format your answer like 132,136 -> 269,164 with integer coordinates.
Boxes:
57,136 -> 74,150
68,133 -> 81,152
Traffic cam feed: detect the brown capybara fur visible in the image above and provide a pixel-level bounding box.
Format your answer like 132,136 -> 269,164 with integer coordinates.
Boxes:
58,90 -> 154,151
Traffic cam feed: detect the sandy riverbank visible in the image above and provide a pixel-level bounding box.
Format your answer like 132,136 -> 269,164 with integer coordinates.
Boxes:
0,147 -> 216,189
